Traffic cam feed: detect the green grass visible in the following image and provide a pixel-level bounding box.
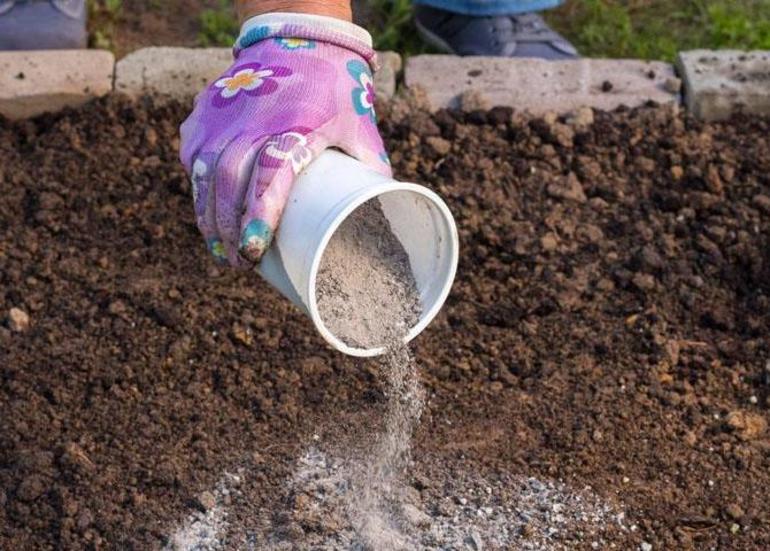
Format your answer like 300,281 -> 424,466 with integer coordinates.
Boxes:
366,0 -> 770,60
547,0 -> 770,61
367,0 -> 436,53
198,0 -> 239,47
102,0 -> 768,58
87,0 -> 123,51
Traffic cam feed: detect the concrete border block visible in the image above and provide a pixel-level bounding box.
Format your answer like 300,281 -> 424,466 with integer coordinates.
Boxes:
115,47 -> 232,101
404,55 -> 679,113
0,50 -> 114,120
677,49 -> 770,122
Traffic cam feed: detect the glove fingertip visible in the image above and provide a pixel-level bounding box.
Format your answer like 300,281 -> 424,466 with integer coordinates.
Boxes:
239,218 -> 274,263
207,238 -> 229,265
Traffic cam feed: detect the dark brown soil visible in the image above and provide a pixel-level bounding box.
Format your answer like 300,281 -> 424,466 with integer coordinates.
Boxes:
1,97 -> 770,550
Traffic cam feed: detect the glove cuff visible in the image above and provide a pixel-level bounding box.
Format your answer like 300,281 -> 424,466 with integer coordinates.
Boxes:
235,12 -> 377,69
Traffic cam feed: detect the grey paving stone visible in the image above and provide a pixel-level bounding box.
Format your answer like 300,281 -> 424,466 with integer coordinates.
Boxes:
677,49 -> 770,121
404,55 -> 679,113
115,47 -> 400,102
0,50 -> 114,120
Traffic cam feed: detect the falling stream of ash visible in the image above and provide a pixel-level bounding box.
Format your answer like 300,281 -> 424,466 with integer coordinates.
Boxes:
315,198 -> 425,549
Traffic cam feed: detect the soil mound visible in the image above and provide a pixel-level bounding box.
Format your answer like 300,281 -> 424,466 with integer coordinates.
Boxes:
1,97 -> 769,549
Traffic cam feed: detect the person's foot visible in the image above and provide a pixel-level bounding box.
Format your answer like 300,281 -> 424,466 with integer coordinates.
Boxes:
0,0 -> 87,50
414,5 -> 578,60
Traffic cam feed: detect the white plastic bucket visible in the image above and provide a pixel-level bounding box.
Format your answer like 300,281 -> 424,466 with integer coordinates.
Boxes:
257,149 -> 459,357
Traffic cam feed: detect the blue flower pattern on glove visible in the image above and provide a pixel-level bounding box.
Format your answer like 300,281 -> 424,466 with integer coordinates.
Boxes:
347,60 -> 376,123
238,25 -> 271,50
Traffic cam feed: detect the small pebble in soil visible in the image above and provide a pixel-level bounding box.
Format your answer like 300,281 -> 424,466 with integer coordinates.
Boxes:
540,233 -> 559,252
8,307 -> 30,332
196,491 -> 217,512
725,503 -> 744,520
683,431 -> 697,447
402,503 -> 431,528
465,530 -> 484,550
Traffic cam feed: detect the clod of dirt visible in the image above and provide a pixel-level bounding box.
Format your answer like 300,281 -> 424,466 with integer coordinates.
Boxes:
16,475 -> 46,502
546,172 -> 587,203
426,136 -> 452,156
725,410 -> 767,441
565,106 -> 595,128
458,90 -> 492,112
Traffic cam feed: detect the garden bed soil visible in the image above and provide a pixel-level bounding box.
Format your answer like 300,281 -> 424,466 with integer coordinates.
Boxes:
1,97 -> 770,549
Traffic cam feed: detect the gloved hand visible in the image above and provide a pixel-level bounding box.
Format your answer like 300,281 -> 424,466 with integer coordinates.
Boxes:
180,13 -> 391,266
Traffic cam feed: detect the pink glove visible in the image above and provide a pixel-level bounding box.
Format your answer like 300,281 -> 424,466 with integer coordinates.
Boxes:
180,13 -> 391,266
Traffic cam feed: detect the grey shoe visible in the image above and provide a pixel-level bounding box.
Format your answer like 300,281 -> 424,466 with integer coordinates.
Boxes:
414,5 -> 578,60
0,0 -> 87,50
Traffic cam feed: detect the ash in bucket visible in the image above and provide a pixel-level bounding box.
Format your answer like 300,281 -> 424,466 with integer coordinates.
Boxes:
316,197 -> 421,350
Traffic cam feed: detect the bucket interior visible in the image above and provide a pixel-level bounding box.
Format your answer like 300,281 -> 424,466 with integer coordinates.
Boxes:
377,191 -> 456,316
311,189 -> 458,356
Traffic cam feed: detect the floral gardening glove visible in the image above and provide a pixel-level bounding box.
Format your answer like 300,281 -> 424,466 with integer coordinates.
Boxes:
180,13 -> 391,267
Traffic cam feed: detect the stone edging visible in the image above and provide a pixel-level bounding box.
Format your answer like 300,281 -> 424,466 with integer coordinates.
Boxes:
0,50 -> 114,120
0,47 -> 768,122
405,55 -> 680,114
676,50 -> 770,122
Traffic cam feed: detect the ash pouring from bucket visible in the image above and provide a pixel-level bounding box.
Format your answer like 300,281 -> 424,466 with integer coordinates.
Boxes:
316,198 -> 425,549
